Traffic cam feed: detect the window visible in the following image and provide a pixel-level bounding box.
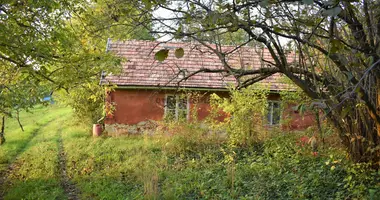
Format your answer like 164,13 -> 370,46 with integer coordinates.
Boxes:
165,95 -> 189,121
267,101 -> 281,125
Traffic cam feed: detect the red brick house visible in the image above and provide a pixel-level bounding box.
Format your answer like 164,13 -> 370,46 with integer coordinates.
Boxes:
102,40 -> 315,134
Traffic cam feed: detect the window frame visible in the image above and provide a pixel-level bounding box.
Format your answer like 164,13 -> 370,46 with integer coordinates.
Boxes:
164,94 -> 190,121
267,100 -> 281,126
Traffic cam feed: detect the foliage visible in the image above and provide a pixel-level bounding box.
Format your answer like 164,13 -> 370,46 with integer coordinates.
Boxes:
279,80 -> 313,126
77,0 -> 154,42
0,0 -> 119,90
55,83 -> 113,126
3,107 -> 379,199
155,120 -> 225,158
209,84 -> 269,146
54,0 -> 155,126
0,0 -> 155,135
131,0 -> 380,165
0,0 -> 127,143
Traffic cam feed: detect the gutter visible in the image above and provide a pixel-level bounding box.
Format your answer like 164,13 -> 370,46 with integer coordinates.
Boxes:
115,85 -> 229,92
113,85 -> 285,94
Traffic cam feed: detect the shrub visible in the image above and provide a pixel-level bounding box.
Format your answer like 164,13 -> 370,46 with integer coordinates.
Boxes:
55,82 -> 114,127
208,84 -> 269,146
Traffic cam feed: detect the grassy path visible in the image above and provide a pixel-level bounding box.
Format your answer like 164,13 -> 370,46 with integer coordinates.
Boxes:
0,106 -> 70,171
0,106 -> 72,199
61,125 -> 148,199
57,127 -> 80,200
0,119 -> 55,200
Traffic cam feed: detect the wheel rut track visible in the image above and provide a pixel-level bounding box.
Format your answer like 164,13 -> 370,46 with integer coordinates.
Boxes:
0,115 -> 78,200
0,118 -> 57,200
57,126 -> 80,200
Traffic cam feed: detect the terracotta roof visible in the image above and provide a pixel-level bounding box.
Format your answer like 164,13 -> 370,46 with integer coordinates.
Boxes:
103,40 -> 294,91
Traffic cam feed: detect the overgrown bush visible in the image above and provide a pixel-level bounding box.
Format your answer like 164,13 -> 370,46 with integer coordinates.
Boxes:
55,82 -> 114,127
56,109 -> 379,199
208,84 -> 269,146
154,120 -> 225,158
55,82 -> 378,199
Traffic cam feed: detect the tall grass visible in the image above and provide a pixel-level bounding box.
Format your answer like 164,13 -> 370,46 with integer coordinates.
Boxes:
1,106 -> 378,199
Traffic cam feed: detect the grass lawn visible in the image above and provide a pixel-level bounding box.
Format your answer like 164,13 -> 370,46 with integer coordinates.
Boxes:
0,105 -> 378,199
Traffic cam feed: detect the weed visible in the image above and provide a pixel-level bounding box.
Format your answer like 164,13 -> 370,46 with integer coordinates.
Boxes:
1,106 -> 378,199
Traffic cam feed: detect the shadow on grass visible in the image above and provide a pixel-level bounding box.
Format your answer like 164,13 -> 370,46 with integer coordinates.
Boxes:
3,178 -> 66,200
0,118 -> 62,199
2,175 -> 144,200
0,118 -> 55,166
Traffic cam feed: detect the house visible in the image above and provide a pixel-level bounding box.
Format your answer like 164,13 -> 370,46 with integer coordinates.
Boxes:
102,40 -> 315,134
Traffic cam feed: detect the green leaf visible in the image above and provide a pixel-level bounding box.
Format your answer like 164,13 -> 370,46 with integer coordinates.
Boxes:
273,26 -> 282,33
329,39 -> 343,53
174,25 -> 184,39
174,48 -> 184,58
154,49 -> 169,61
369,189 -> 376,200
354,86 -> 361,94
142,0 -> 152,10
304,20 -> 315,26
302,0 -> 314,5
341,106 -> 351,118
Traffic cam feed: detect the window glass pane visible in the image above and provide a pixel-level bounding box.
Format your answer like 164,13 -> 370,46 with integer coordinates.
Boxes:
165,95 -> 188,121
266,102 -> 273,124
178,109 -> 188,120
272,102 -> 281,125
166,96 -> 176,109
178,97 -> 187,109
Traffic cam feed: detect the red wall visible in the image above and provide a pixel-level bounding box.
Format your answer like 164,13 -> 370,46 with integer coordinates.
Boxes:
105,89 -> 316,129
282,105 -> 316,130
106,90 -> 165,124
105,89 -> 227,124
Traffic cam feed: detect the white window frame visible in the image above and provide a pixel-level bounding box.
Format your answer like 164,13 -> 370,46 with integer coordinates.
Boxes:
267,101 -> 281,125
164,94 -> 190,120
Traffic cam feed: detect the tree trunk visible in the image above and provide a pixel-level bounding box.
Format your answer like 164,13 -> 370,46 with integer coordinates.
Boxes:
337,105 -> 380,168
377,79 -> 380,138
0,116 -> 5,145
16,110 -> 24,132
315,110 -> 324,147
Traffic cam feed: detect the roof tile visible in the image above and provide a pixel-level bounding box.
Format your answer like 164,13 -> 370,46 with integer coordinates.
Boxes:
104,40 -> 293,90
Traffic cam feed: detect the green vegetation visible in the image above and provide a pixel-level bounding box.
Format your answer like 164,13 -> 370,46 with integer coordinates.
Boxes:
1,106 -> 378,199
144,0 -> 380,165
0,0 -> 151,141
1,1 -> 379,198
0,106 -> 71,171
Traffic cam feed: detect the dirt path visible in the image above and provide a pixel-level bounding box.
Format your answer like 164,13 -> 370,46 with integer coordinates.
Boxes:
57,129 -> 80,200
0,119 -> 54,200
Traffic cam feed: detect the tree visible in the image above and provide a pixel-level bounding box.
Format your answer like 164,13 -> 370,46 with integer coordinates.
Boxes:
127,0 -> 379,165
0,68 -> 50,143
0,0 -> 132,141
54,0 -> 153,126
